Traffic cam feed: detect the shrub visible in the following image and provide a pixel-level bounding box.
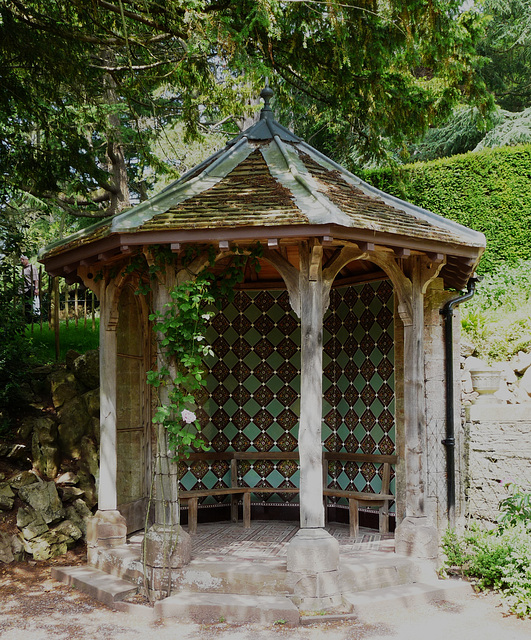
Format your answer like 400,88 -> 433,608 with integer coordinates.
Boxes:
442,486 -> 531,617
0,295 -> 32,435
362,144 -> 531,274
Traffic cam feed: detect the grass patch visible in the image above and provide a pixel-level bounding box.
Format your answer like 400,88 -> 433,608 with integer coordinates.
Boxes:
26,319 -> 100,363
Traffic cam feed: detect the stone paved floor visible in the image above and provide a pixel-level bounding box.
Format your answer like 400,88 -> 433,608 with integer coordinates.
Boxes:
186,520 -> 395,562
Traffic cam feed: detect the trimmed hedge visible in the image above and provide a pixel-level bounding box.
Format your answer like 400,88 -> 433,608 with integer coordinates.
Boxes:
362,144 -> 531,273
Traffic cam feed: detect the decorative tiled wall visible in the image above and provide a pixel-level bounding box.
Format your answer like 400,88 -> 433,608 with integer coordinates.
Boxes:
178,281 -> 395,508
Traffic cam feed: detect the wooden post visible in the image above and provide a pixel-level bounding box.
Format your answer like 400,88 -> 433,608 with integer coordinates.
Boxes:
53,277 -> 60,361
64,283 -> 69,328
298,244 -> 326,529
98,280 -> 118,511
38,267 -> 43,332
74,283 -> 79,327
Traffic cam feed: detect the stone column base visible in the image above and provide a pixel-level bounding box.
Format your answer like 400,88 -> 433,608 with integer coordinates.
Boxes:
86,510 -> 127,566
395,516 -> 439,561
287,528 -> 341,610
142,524 -> 191,600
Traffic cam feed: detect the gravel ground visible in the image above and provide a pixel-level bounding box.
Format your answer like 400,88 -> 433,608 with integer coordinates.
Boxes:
2,548 -> 531,640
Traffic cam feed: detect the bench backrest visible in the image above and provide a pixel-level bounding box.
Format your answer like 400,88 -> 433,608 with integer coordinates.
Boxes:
323,452 -> 398,497
180,451 -> 396,495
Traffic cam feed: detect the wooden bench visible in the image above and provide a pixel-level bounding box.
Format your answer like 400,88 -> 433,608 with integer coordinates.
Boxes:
323,452 -> 397,538
179,450 -> 397,538
179,451 -> 300,533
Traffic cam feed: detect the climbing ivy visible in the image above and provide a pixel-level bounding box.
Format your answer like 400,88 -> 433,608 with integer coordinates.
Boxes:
147,279 -> 214,455
122,243 -> 263,457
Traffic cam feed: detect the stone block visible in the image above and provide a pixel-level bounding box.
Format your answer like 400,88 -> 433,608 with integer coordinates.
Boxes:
395,517 -> 438,560
0,482 -> 15,510
50,369 -> 80,409
18,481 -> 64,524
86,510 -> 127,553
17,506 -> 49,540
143,525 -> 191,570
286,528 -> 339,575
0,532 -> 14,563
73,349 -> 100,390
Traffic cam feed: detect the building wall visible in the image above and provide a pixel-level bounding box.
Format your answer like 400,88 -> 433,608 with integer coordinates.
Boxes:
465,404 -> 531,524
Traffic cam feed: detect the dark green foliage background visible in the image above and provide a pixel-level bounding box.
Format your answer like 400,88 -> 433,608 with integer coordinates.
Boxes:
362,144 -> 531,274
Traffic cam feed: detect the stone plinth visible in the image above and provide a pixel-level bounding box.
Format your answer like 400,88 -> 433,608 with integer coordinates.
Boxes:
87,509 -> 127,565
286,528 -> 341,610
143,524 -> 191,600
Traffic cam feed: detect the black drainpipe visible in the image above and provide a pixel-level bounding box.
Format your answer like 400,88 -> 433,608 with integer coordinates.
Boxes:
440,277 -> 478,526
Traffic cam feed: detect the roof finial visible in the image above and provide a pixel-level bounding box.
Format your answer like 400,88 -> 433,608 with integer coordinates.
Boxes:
260,78 -> 274,120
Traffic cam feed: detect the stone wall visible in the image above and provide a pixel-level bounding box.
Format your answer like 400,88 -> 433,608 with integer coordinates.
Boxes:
465,404 -> 531,524
0,350 -> 99,563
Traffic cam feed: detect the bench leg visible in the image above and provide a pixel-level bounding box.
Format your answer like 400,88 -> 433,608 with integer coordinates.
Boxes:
243,492 -> 251,529
231,495 -> 239,523
379,500 -> 389,534
188,498 -> 198,535
349,498 -> 359,538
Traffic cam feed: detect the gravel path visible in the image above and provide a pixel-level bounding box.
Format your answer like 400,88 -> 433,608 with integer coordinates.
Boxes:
2,549 -> 531,640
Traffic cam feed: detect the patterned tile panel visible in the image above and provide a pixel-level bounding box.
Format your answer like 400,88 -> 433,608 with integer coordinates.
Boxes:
179,282 -> 395,510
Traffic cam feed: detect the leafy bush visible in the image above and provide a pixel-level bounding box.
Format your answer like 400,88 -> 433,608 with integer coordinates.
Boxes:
0,295 -> 32,434
442,486 -> 531,617
461,259 -> 531,361
499,483 -> 531,528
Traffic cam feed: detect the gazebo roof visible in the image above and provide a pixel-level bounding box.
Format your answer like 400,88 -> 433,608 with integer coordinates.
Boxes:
40,88 -> 485,290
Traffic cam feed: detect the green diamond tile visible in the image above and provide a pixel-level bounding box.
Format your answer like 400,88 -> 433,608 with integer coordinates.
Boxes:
223,351 -> 239,369
337,423 -> 350,442
246,305 -> 262,323
180,471 -> 197,491
371,399 -> 384,416
267,377 -> 286,393
266,469 -> 284,486
244,423 -> 261,441
202,470 -> 220,488
265,398 -> 285,415
223,422 -> 238,441
243,398 -> 261,415
336,351 -> 349,368
223,326 -> 239,344
268,327 -> 286,344
370,424 -> 384,443
243,351 -> 261,369
268,304 -> 285,322
266,422 -> 284,442
336,375 -> 349,393
245,377 -> 262,393
221,398 -> 239,415
222,374 -> 239,393
321,422 -> 333,441
266,351 -> 284,370
223,304 -> 239,322
244,328 -> 262,346
242,469 -> 261,486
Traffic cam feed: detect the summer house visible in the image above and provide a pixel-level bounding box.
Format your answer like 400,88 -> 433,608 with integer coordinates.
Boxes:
40,87 -> 485,608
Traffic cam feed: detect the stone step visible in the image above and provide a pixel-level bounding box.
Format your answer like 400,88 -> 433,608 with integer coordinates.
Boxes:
90,543 -> 145,587
154,592 -> 300,626
339,553 -> 423,593
174,558 -> 292,596
342,579 -> 472,618
51,565 -> 139,607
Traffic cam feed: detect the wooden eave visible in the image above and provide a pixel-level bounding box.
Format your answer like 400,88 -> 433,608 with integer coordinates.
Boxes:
41,222 -> 482,291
